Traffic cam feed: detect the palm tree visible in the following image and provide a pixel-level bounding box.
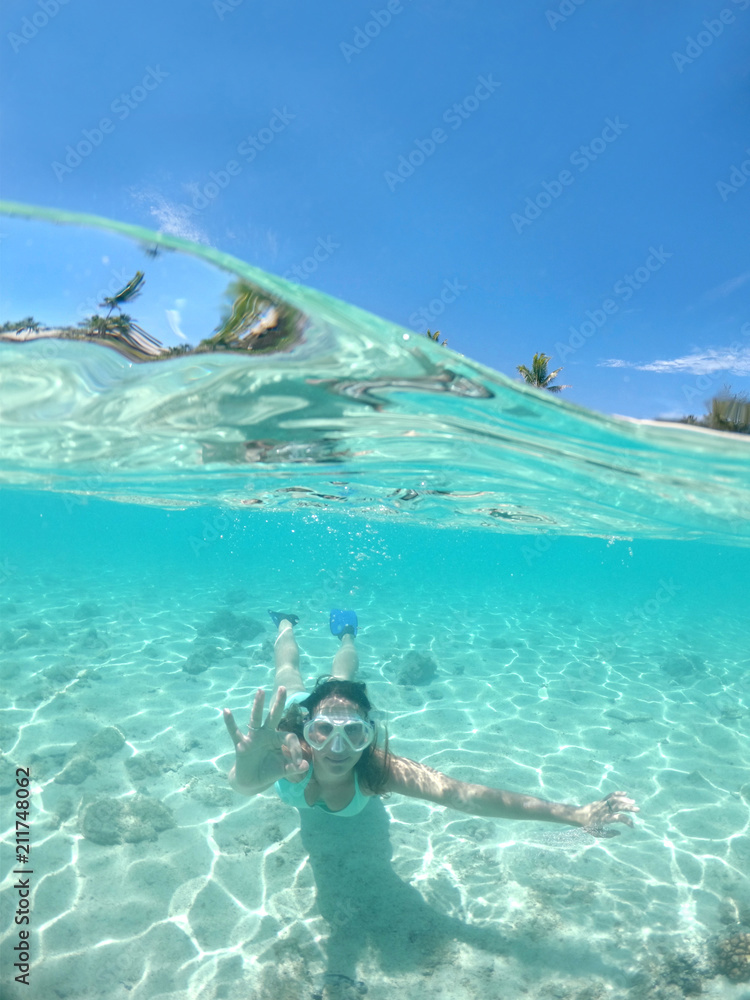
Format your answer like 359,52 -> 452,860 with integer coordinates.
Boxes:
425,329 -> 447,346
78,312 -> 161,351
82,272 -> 163,354
100,271 -> 145,317
704,387 -> 750,434
78,271 -> 162,357
516,352 -> 570,392
200,279 -> 305,353
674,386 -> 750,434
1,317 -> 40,332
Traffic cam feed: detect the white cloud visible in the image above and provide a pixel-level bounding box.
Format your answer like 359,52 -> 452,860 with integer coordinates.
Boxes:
705,270 -> 750,299
266,229 -> 279,259
657,409 -> 689,420
165,309 -> 187,340
599,347 -> 750,376
148,194 -> 210,245
129,187 -> 211,245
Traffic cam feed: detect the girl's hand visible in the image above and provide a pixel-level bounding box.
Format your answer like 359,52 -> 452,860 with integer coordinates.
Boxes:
575,791 -> 639,838
223,687 -> 309,791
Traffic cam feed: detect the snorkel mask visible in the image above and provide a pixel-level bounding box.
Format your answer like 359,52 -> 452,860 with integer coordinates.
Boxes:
303,713 -> 375,753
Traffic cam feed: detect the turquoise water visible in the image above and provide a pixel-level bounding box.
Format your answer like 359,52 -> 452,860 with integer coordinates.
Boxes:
1,208 -> 750,1000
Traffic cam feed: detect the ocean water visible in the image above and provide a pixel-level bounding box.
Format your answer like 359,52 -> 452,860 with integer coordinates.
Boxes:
1,206 -> 750,1000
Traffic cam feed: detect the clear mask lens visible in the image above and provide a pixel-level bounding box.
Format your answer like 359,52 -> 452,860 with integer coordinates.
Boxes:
303,715 -> 374,752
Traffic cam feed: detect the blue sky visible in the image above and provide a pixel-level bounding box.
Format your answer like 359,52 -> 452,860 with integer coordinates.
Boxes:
2,0 -> 750,418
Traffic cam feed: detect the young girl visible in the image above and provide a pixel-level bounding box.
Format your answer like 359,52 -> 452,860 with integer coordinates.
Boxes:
222,612 -> 638,833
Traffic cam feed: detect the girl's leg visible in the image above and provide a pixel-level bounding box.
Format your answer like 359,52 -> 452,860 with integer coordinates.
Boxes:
272,620 -> 306,697
331,633 -> 359,682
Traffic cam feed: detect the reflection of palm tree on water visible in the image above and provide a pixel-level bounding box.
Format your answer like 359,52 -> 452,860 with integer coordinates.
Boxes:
1,270 -> 305,361
80,271 -> 163,354
0,316 -> 40,333
201,279 -> 305,353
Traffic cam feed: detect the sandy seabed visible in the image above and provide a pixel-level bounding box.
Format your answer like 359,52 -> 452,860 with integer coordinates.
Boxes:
1,565 -> 750,1000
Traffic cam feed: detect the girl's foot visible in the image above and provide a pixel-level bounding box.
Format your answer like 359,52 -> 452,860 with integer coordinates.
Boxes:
268,610 -> 299,627
329,609 -> 358,639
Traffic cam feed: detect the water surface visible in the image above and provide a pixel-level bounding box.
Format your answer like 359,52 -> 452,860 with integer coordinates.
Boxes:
1,206 -> 749,1000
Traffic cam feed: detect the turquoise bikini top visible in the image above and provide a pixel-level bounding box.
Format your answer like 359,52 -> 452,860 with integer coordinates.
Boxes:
274,764 -> 370,817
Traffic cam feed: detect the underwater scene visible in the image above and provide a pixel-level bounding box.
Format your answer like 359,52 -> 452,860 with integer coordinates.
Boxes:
1,207 -> 750,1000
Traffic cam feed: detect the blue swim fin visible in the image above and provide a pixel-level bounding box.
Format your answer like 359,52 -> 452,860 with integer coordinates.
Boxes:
329,609 -> 358,637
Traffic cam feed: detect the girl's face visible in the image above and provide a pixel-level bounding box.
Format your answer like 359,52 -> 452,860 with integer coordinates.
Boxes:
306,695 -> 370,775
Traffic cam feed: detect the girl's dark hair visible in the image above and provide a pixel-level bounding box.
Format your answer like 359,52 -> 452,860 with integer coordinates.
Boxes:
278,676 -> 391,796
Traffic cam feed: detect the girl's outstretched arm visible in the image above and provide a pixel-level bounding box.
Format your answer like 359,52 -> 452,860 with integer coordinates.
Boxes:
384,756 -> 638,837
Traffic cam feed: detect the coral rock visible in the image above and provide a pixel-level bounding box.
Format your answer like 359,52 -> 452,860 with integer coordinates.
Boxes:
55,754 -> 97,785
79,727 -> 125,759
198,609 -> 263,643
716,932 -> 750,982
397,650 -> 438,686
661,652 -> 705,677
74,602 -> 102,620
183,641 -> 223,674
80,794 -> 175,845
125,751 -> 168,782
